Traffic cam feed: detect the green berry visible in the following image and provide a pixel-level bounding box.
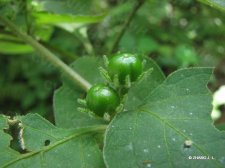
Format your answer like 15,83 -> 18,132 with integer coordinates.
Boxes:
108,53 -> 143,84
86,84 -> 120,117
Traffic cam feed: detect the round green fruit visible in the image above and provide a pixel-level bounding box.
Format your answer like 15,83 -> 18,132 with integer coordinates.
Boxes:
108,53 -> 143,84
86,84 -> 120,117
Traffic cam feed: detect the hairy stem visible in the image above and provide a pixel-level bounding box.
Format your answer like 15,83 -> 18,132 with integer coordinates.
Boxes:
109,0 -> 146,54
0,16 -> 92,92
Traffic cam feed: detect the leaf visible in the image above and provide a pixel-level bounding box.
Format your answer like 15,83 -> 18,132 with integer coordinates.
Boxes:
0,32 -> 34,54
0,115 -> 20,166
33,12 -> 106,25
0,33 -> 22,42
104,68 -> 225,168
0,41 -> 33,54
0,114 -> 106,168
198,0 -> 225,12
53,57 -> 106,128
34,0 -> 94,15
125,57 -> 165,110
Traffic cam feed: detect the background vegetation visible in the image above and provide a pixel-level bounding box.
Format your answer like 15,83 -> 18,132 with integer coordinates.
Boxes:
0,0 -> 225,124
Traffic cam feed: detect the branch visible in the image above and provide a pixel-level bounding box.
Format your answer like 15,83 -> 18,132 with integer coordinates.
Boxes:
0,16 -> 92,92
109,0 -> 146,54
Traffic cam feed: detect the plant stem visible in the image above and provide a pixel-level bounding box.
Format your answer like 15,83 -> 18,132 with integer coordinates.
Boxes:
109,0 -> 146,54
0,16 -> 92,92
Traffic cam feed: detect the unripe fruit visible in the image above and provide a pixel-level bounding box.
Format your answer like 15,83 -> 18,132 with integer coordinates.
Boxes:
86,84 -> 120,117
108,53 -> 143,84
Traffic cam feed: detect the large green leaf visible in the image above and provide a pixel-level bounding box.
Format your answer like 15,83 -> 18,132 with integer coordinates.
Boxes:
0,114 -> 105,168
0,115 -> 20,166
0,41 -> 33,54
104,68 -> 225,168
33,12 -> 106,25
53,57 -> 106,128
198,0 -> 225,12
0,33 -> 33,54
125,57 -> 165,110
33,0 -> 94,15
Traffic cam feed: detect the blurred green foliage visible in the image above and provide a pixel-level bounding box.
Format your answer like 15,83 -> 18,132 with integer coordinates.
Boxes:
0,0 -> 225,120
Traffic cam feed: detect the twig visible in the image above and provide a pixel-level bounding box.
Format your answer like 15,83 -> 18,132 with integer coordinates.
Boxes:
0,16 -> 92,92
109,0 -> 146,54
